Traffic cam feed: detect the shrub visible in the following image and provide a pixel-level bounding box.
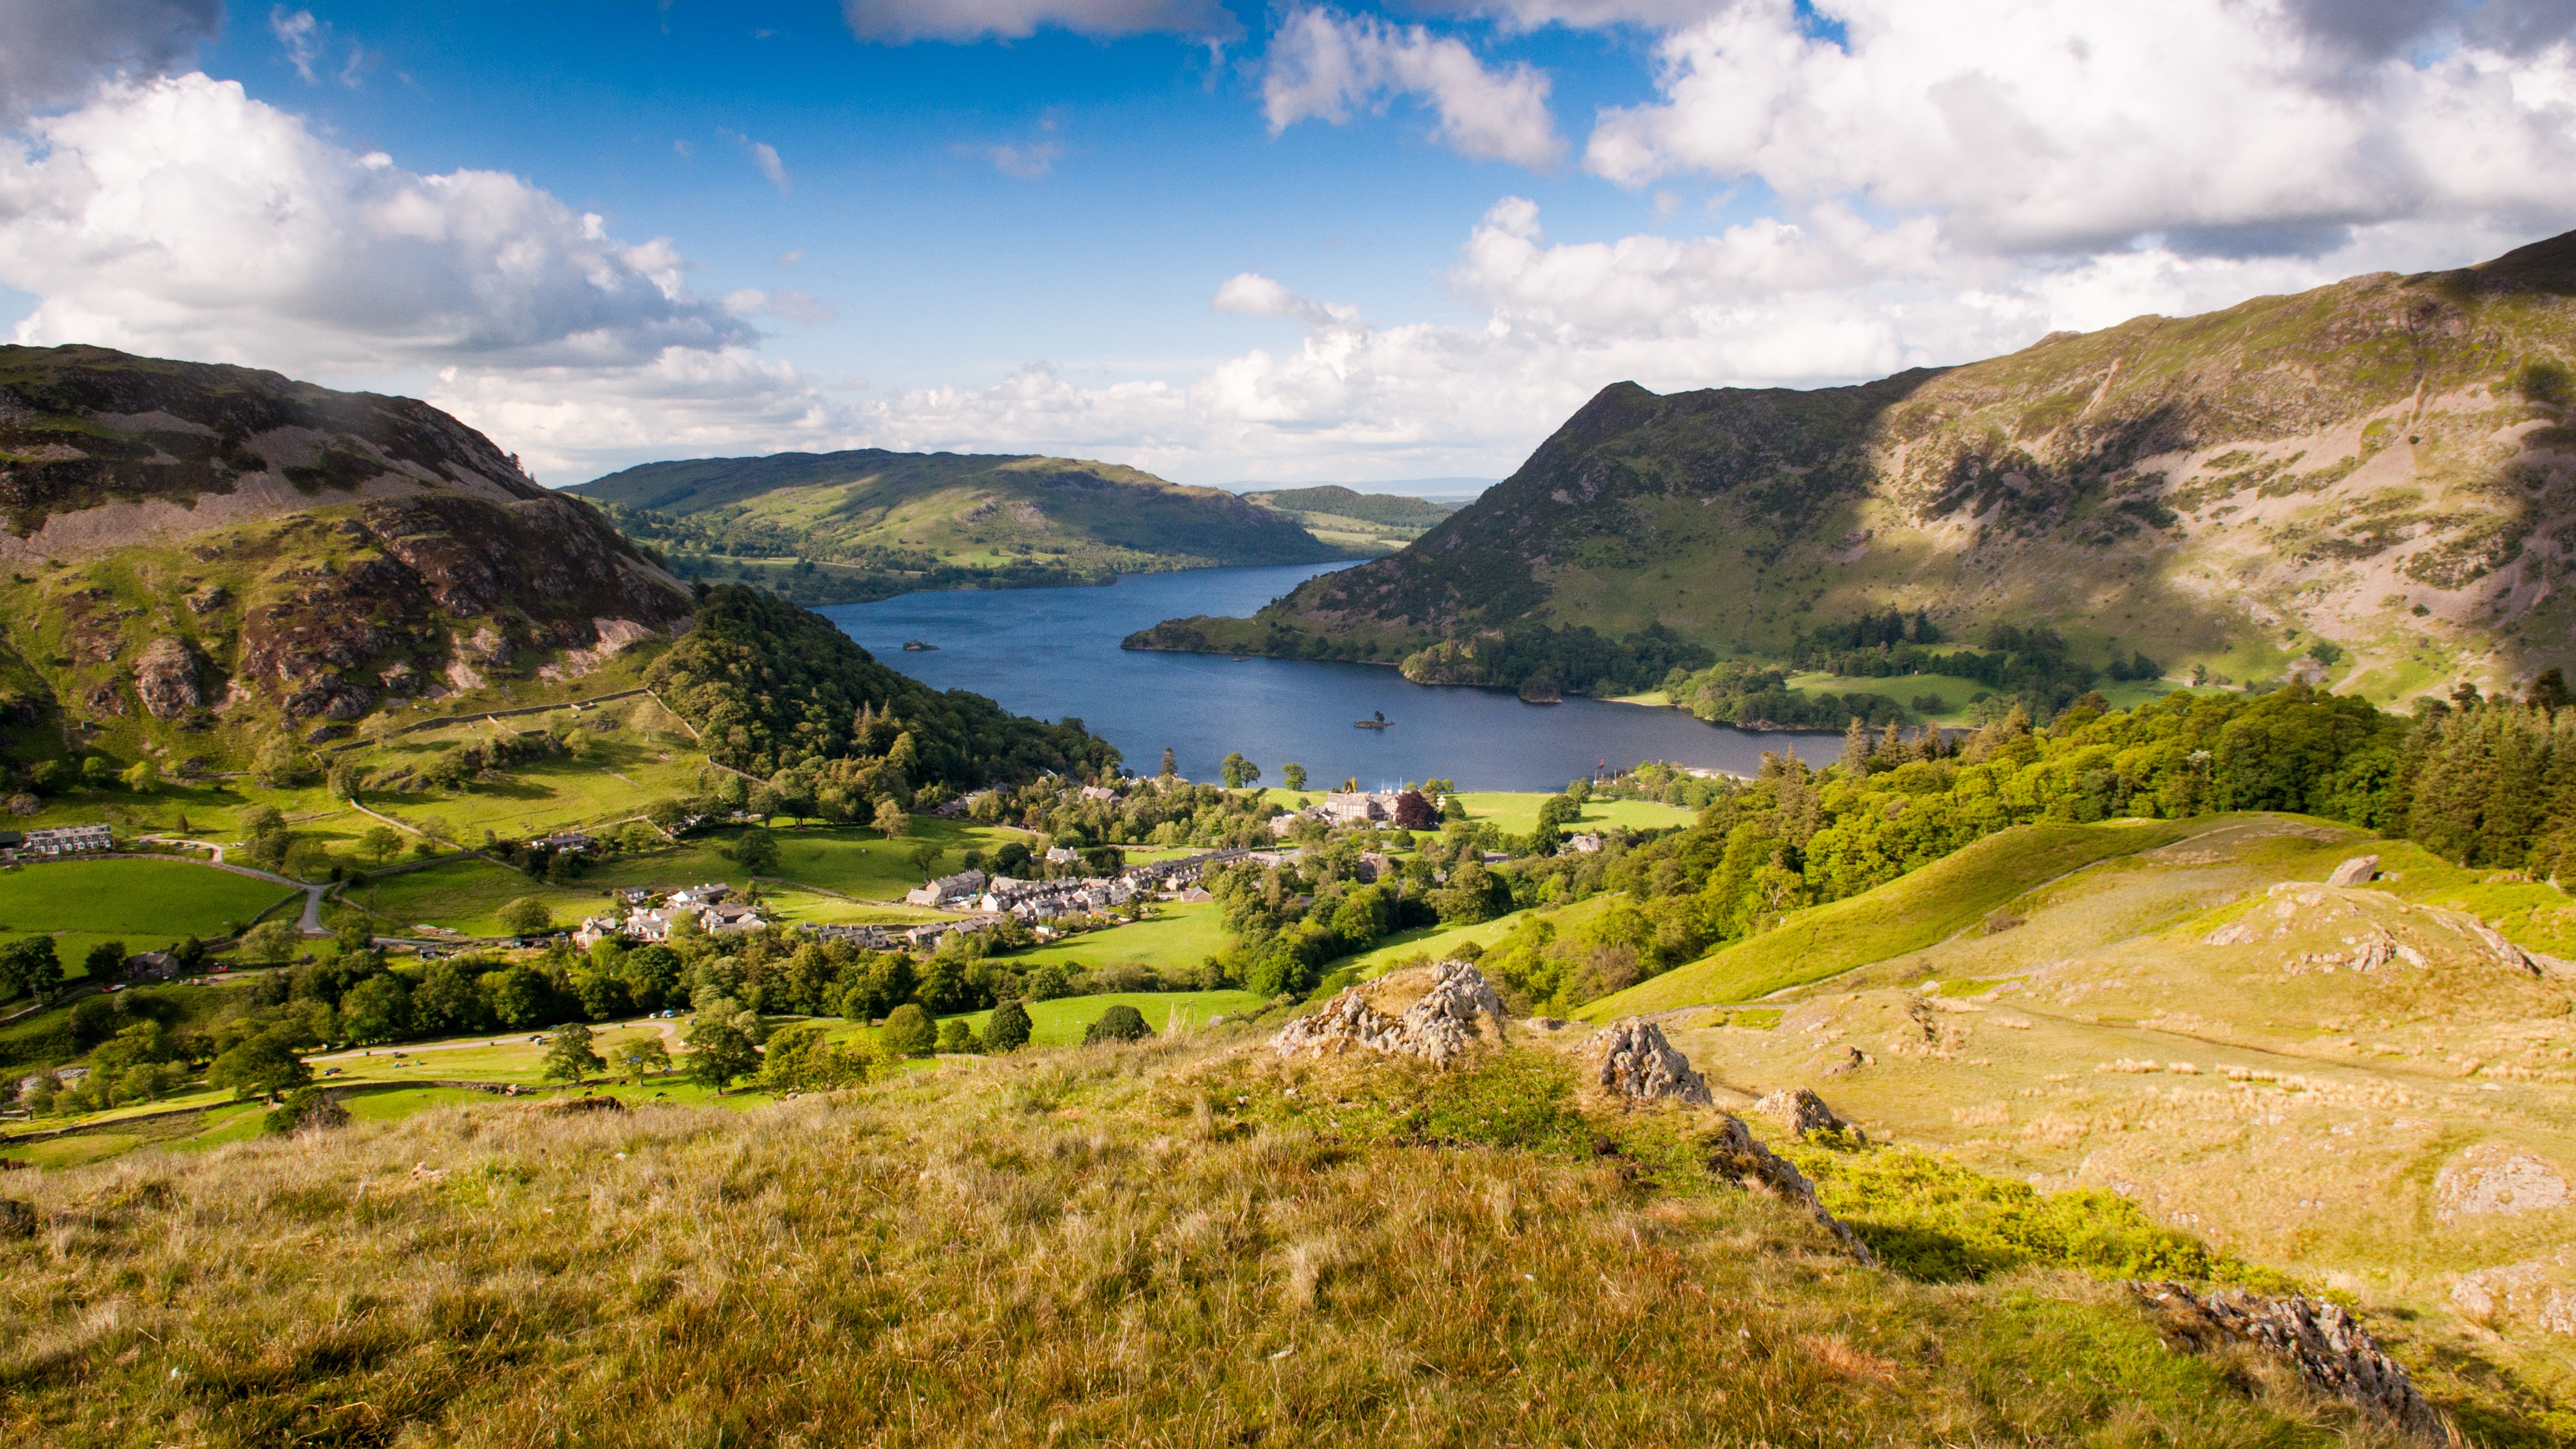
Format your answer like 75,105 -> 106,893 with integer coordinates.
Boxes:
1083,1004 -> 1151,1045
935,1018 -> 982,1054
881,1003 -> 935,1056
497,897 -> 553,935
985,999 -> 1032,1052
262,1086 -> 350,1136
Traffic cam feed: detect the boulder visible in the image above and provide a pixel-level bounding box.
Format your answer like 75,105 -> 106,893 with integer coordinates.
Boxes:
1271,960 -> 1508,1067
1580,1018 -> 1713,1104
1753,1087 -> 1863,1142
2434,1144 -> 2571,1221
2131,1283 -> 2453,1444
2326,855 -> 2380,887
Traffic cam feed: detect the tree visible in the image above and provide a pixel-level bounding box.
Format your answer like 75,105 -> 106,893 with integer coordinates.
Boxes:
935,1018 -> 982,1054
1084,1004 -> 1151,1045
872,797 -> 907,839
1219,752 -> 1257,790
0,935 -> 60,1002
880,1003 -> 935,1056
986,999 -> 1032,1052
1281,762 -> 1307,793
730,827 -> 780,874
541,1023 -> 606,1085
238,920 -> 302,968
83,940 -> 127,985
251,737 -> 304,789
616,1035 -> 672,1084
496,897 -> 552,936
120,759 -> 159,793
1392,790 -> 1436,830
1159,747 -> 1177,779
340,973 -> 412,1043
79,755 -> 113,788
208,1031 -> 312,1099
685,1009 -> 760,1093
907,843 -> 946,879
2531,667 -> 2571,713
360,825 -> 403,869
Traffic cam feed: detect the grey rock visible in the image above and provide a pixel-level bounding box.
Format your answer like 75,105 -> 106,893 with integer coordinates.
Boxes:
2133,1283 -> 2454,1443
2326,854 -> 2379,887
1581,1018 -> 1712,1104
1270,960 -> 1508,1067
1754,1087 -> 1864,1142
131,635 -> 208,719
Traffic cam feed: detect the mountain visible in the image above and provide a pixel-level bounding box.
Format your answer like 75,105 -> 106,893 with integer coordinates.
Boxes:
1134,231 -> 2576,707
566,448 -> 1346,603
0,344 -> 691,761
1238,484 -> 1457,554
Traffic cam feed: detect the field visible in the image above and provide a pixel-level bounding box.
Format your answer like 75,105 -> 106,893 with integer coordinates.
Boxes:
1451,791 -> 1697,836
994,901 -> 1228,976
1336,894 -> 1623,982
0,1027 -> 2481,1446
949,989 -> 1269,1047
0,859 -> 299,980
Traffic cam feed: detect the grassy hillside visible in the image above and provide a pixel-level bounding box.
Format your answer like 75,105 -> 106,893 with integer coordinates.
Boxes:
567,448 -> 1344,605
1240,485 -> 1454,554
1140,229 -> 2576,707
0,1026 -> 2514,1445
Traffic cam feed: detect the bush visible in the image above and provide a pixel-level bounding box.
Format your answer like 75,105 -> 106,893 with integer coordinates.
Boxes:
1083,1004 -> 1151,1045
497,897 -> 554,936
881,1003 -> 935,1056
985,999 -> 1032,1052
262,1086 -> 350,1136
934,1018 -> 982,1054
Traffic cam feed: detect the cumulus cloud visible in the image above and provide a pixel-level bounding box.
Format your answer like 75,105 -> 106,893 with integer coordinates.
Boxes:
0,0 -> 221,120
1583,0 -> 2576,257
1263,8 -> 1563,168
842,0 -> 1238,42
0,74 -> 754,371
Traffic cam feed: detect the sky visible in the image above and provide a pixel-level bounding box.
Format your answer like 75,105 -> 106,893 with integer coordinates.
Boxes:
1,1 -> 2572,488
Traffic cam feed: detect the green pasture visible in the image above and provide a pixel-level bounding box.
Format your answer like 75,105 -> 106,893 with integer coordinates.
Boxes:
993,902 -> 1227,976
0,860 -> 297,983
1452,792 -> 1697,836
1339,893 -> 1620,981
952,989 -> 1269,1049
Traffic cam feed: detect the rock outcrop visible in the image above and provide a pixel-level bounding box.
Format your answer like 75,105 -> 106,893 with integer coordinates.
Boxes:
2132,1283 -> 2455,1444
2434,1144 -> 2571,1221
1271,961 -> 1508,1066
2325,855 -> 2379,886
1753,1087 -> 1863,1142
1704,1115 -> 1875,1264
1580,1018 -> 1712,1104
130,635 -> 208,719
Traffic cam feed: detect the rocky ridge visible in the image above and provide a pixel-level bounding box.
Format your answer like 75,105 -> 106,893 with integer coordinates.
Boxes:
0,345 -> 691,739
1144,229 -> 2576,700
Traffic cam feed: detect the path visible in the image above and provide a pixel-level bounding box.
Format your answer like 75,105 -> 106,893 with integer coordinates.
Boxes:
103,845 -> 331,937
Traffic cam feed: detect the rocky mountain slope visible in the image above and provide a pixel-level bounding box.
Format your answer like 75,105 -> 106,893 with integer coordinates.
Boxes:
567,447 -> 1345,601
1140,231 -> 2576,704
0,345 -> 691,759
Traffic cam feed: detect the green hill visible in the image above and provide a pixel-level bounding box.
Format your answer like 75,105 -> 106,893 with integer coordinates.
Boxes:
1239,485 -> 1455,554
1134,229 -> 2576,708
567,448 -> 1346,604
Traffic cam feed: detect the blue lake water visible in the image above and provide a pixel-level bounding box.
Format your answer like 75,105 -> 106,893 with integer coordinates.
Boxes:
819,563 -> 1845,792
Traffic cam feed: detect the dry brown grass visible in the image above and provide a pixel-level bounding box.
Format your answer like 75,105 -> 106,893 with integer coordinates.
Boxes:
0,1032 -> 2471,1447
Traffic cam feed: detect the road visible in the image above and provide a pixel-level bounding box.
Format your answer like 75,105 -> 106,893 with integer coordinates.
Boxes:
139,839 -> 331,935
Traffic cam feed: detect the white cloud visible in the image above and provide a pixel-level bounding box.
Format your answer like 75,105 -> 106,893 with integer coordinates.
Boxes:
842,0 -> 1238,42
722,131 -> 793,195
983,140 -> 1062,180
1263,8 -> 1563,169
1583,0 -> 2576,257
0,0 -> 220,120
270,7 -> 375,89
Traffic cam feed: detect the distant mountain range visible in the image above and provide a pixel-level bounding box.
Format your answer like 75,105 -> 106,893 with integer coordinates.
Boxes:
567,448 -> 1346,604
1134,230 -> 2576,707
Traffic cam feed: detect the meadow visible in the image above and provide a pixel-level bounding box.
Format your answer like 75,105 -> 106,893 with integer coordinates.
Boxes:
0,860 -> 299,983
0,1029 -> 2459,1447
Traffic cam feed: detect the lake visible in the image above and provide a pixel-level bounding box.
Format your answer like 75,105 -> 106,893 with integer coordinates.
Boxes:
819,563 -> 1845,792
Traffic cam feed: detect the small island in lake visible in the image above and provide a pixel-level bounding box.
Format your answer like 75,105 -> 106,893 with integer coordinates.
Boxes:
902,639 -> 938,651
1355,710 -> 1390,730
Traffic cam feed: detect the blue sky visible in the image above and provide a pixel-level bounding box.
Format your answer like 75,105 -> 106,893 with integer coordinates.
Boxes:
2,0 -> 2571,485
